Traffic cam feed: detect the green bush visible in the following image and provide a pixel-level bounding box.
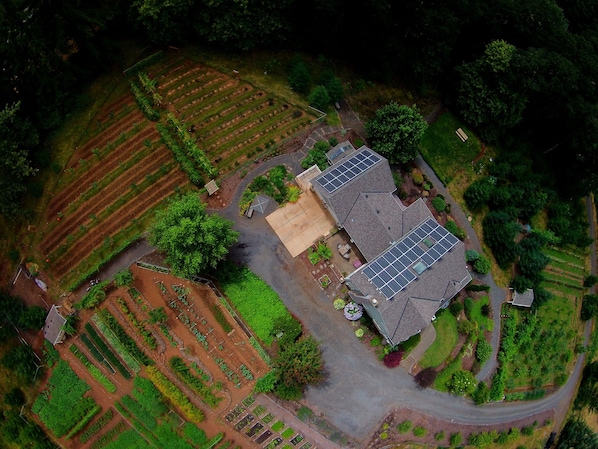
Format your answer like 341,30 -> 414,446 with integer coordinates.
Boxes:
466,249 -> 480,262
287,56 -> 311,95
77,282 -> 109,309
473,255 -> 492,274
397,420 -> 412,433
445,220 -> 467,240
449,432 -> 462,446
114,269 -> 133,287
472,381 -> 490,405
476,339 -> 493,364
449,301 -> 463,316
270,315 -> 302,347
413,426 -> 427,437
169,357 -> 222,408
434,430 -> 445,441
308,85 -> 330,111
432,196 -> 446,212
254,371 -> 277,393
448,370 -> 477,396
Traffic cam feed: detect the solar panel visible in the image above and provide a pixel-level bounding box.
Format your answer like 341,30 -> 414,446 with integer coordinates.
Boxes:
362,216 -> 461,299
315,149 -> 382,194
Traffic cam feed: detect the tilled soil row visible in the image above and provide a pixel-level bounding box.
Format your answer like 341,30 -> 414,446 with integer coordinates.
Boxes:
47,126 -> 160,218
42,146 -> 173,255
184,87 -> 256,124
168,75 -> 229,106
160,65 -> 212,91
191,96 -> 268,140
174,78 -> 238,111
177,82 -> 250,117
68,109 -> 147,167
95,95 -> 136,124
51,168 -> 188,277
202,105 -> 292,149
183,90 -> 264,125
164,71 -> 216,101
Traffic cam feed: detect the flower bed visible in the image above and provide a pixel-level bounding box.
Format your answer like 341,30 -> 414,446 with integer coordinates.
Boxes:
344,302 -> 363,321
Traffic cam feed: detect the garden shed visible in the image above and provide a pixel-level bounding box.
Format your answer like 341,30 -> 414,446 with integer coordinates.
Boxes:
43,305 -> 66,345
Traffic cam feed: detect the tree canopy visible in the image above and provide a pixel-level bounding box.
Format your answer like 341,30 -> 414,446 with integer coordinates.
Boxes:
366,103 -> 427,164
150,193 -> 238,278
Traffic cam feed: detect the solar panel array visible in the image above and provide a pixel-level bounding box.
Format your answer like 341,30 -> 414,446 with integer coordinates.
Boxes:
362,217 -> 460,299
316,149 -> 381,194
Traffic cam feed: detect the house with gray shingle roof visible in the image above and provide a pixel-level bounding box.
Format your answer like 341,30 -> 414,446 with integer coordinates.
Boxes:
312,146 -> 471,345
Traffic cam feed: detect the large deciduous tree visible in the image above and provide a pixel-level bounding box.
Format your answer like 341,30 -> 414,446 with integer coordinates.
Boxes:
150,193 -> 238,278
272,336 -> 323,400
456,40 -> 527,143
366,103 -> 427,164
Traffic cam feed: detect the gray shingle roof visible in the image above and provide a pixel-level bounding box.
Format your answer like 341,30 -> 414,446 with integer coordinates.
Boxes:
43,305 -> 66,345
512,288 -> 534,307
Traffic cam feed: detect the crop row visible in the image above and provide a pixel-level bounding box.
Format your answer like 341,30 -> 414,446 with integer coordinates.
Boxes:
49,162 -> 178,274
174,77 -> 236,111
47,125 -> 156,218
115,297 -> 157,350
169,73 -> 227,105
145,366 -> 204,423
95,309 -> 153,366
89,421 -> 127,449
64,405 -> 102,440
90,314 -> 142,373
43,143 -> 169,253
166,112 -> 217,177
79,409 -> 114,443
169,356 -> 222,408
157,123 -> 205,185
198,98 -> 272,142
166,294 -> 210,350
210,304 -> 233,333
69,344 -> 117,393
130,81 -> 160,121
213,356 -> 241,388
83,324 -> 132,379
160,64 -> 210,90
181,86 -> 254,124
119,395 -> 158,431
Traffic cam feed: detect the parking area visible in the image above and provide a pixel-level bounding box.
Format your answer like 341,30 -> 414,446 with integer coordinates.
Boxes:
266,191 -> 336,257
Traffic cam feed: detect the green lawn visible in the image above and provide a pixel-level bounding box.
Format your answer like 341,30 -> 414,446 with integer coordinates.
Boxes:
469,296 -> 494,332
419,310 -> 458,369
544,247 -> 586,267
419,111 -> 482,185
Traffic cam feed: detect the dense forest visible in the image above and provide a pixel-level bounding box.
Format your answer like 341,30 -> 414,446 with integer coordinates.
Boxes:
1,0 -> 598,218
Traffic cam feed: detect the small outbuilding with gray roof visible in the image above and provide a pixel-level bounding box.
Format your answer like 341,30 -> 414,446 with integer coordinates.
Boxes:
43,305 -> 66,345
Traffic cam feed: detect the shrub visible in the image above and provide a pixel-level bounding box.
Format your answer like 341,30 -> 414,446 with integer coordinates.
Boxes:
4,388 -> 25,407
382,350 -> 404,368
355,328 -> 364,338
464,296 -> 475,317
432,196 -> 446,212
467,283 -> 491,292
448,370 -> 477,396
414,367 -> 437,388
412,170 -> 424,185
445,220 -> 467,240
473,256 -> 492,274
413,426 -> 427,437
77,282 -> 109,309
457,319 -> 476,335
466,249 -> 480,262
114,269 -> 133,287
449,301 -> 463,316
397,420 -> 412,433
333,298 -> 346,310
464,177 -> 495,211
449,432 -> 462,446
434,430 -> 445,441
254,371 -> 277,393
287,56 -> 311,94
476,339 -> 493,364
270,315 -> 302,347
472,381 -> 490,405
584,274 -> 598,288
308,86 -> 330,111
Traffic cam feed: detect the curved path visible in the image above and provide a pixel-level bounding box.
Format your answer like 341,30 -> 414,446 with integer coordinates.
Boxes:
93,117 -> 593,443
212,111 -> 594,441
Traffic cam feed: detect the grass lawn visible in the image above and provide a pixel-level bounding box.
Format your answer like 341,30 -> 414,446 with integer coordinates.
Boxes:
469,296 -> 493,332
419,111 -> 483,186
419,310 -> 458,369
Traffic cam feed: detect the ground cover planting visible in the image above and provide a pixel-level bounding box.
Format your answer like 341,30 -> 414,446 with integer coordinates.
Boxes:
220,264 -> 295,345
69,344 -> 117,393
32,360 -> 99,438
540,246 -> 586,301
